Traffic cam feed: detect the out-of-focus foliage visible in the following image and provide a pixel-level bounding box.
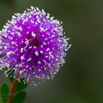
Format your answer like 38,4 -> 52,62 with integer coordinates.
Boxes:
11,91 -> 26,103
0,0 -> 103,103
0,83 -> 9,103
14,78 -> 28,93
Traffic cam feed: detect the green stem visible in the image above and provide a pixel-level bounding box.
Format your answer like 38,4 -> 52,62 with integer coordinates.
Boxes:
7,73 -> 19,103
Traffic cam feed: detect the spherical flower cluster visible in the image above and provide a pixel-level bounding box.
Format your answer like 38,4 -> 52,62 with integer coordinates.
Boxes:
0,6 -> 71,85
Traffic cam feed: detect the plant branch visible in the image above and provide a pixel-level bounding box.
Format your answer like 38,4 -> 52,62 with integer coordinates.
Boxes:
7,73 -> 19,103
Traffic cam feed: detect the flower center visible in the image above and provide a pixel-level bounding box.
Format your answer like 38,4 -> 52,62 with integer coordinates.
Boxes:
33,41 -> 37,46
29,34 -> 40,46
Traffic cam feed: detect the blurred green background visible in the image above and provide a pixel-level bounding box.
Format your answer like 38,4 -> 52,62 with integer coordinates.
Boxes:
0,0 -> 103,103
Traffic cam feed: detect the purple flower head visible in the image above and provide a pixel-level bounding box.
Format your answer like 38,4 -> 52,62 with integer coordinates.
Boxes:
0,6 -> 71,85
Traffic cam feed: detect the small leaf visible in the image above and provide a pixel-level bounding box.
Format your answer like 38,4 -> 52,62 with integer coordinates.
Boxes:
0,83 -> 9,103
11,91 -> 26,103
8,75 -> 15,83
14,78 -> 28,92
0,99 -> 4,103
0,85 -> 4,103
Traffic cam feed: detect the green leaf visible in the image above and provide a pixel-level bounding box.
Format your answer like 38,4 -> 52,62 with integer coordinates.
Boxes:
11,91 -> 26,103
14,78 -> 28,92
0,83 -> 9,103
0,85 -> 4,103
0,99 -> 4,103
8,75 -> 15,83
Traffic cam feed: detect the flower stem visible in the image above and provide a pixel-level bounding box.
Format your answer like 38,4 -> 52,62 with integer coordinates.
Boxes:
7,73 -> 19,103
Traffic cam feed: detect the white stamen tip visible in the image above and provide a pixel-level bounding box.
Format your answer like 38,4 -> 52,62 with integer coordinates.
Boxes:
32,32 -> 36,38
35,51 -> 39,56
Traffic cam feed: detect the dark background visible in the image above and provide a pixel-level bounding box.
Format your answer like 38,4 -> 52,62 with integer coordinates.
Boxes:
0,0 -> 103,103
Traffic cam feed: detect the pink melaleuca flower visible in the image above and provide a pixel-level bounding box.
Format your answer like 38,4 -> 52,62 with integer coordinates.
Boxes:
0,6 -> 71,85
